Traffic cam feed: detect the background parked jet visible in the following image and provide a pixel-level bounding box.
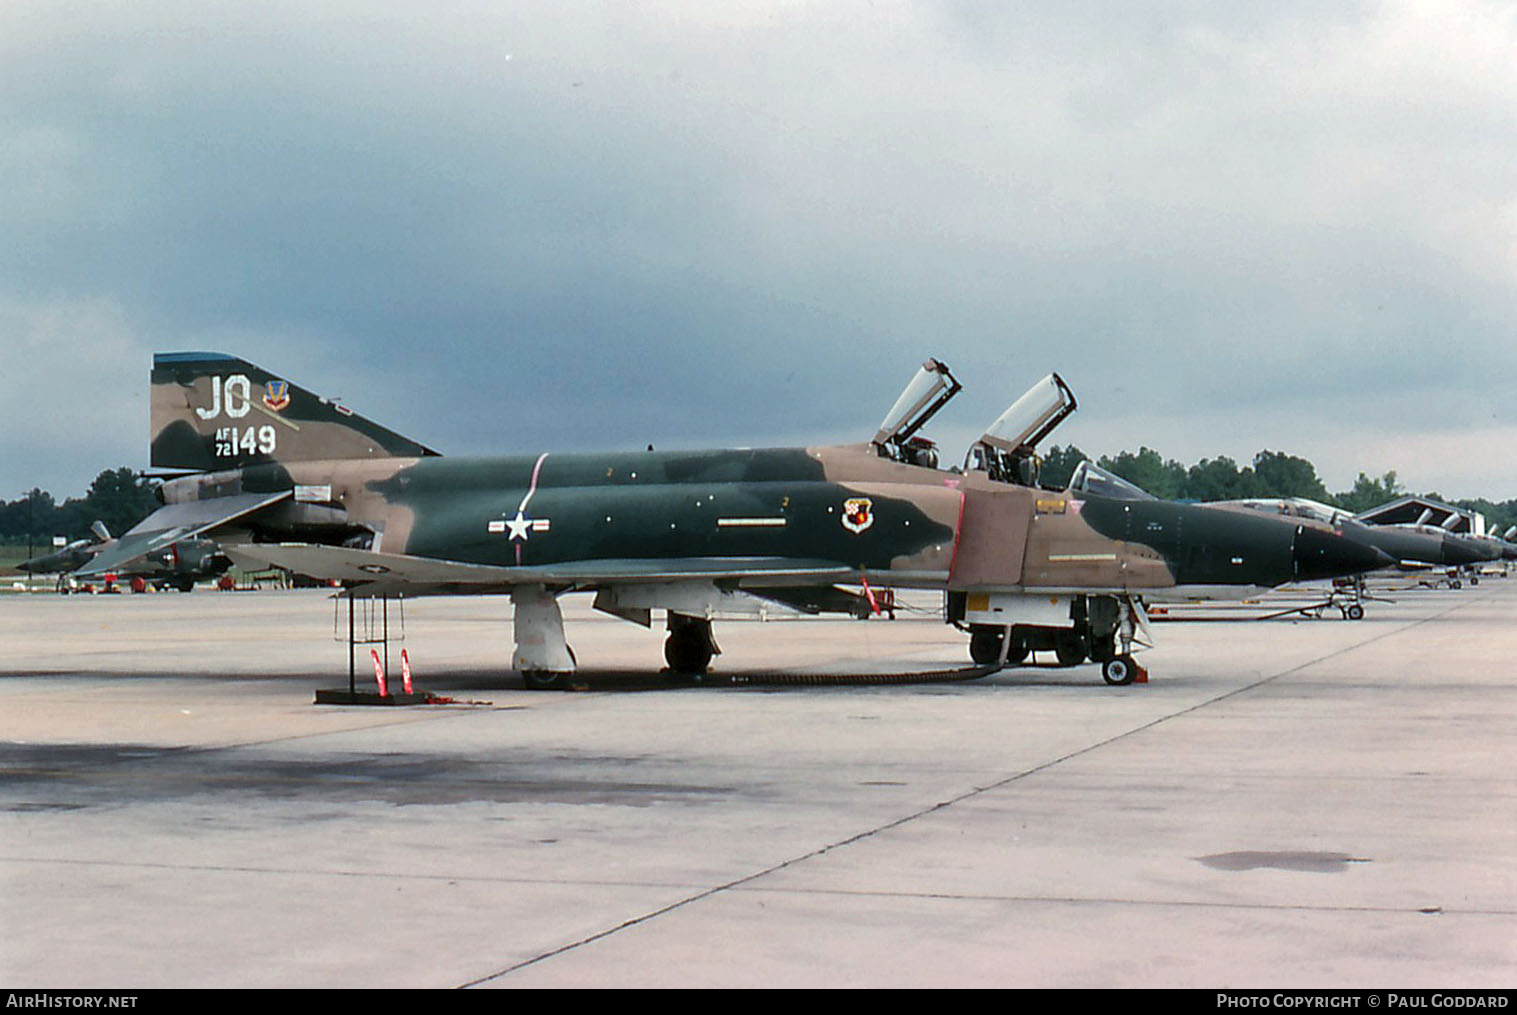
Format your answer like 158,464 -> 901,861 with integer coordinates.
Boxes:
1208,496 -> 1495,572
1354,495 -> 1510,570
14,521 -> 113,577
18,518 -> 231,592
78,353 -> 1387,685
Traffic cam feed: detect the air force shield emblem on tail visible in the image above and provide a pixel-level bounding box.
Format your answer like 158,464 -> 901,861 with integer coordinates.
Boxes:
842,497 -> 874,534
263,380 -> 291,411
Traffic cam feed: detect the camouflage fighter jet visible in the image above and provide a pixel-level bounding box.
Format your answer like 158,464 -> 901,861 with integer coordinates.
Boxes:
16,519 -> 230,592
14,521 -> 114,577
1207,497 -> 1496,572
1354,496 -> 1511,573
78,352 -> 1389,686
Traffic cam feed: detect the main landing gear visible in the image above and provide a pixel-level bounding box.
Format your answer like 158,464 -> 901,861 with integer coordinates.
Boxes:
513,590 -> 723,689
512,585 -> 576,690
664,613 -> 720,677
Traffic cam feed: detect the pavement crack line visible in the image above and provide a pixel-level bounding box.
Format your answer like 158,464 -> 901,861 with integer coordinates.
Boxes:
736,884 -> 1517,918
458,592 -> 1484,988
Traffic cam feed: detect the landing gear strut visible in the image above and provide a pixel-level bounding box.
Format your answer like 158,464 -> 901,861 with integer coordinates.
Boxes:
513,585 -> 576,690
1103,596 -> 1148,686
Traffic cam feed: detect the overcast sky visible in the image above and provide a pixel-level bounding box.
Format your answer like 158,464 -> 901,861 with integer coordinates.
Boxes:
4,1 -> 1515,502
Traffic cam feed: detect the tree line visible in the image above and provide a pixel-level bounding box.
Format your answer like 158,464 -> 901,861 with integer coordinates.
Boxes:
1,469 -> 161,546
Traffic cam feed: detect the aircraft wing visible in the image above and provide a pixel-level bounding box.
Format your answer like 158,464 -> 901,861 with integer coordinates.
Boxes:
75,491 -> 292,577
225,542 -> 857,597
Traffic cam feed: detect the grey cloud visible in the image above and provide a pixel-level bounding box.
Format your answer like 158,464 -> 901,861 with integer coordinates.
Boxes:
2,1 -> 1514,499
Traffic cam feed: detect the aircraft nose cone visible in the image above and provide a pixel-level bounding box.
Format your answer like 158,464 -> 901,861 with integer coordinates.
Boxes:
1293,526 -> 1394,580
1440,536 -> 1487,566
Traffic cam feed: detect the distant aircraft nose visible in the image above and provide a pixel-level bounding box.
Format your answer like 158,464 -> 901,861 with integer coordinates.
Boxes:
1293,525 -> 1394,580
1440,536 -> 1489,566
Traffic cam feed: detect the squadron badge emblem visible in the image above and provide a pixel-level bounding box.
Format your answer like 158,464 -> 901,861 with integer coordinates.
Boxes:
263,379 -> 291,412
841,497 -> 874,534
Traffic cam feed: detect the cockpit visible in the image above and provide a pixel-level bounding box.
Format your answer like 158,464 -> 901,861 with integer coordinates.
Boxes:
872,358 -> 961,469
872,359 -> 1079,490
1225,497 -> 1346,525
965,372 -> 1077,486
1066,460 -> 1157,501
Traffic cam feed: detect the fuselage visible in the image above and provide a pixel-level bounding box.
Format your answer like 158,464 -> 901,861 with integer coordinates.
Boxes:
162,443 -> 1388,596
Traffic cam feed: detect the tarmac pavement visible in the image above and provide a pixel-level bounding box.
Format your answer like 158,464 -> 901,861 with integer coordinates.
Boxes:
0,581 -> 1513,987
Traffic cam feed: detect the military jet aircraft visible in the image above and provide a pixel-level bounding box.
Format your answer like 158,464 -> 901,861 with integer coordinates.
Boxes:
14,521 -> 114,577
1207,497 -> 1494,572
16,520 -> 230,592
126,537 -> 234,591
78,352 -> 1389,685
1354,496 -> 1510,577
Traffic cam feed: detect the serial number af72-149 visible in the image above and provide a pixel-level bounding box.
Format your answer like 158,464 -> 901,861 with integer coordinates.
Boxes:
89,351 -> 1391,688
214,425 -> 277,458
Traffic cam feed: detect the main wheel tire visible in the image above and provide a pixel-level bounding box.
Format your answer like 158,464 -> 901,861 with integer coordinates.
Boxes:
1345,603 -> 1364,621
969,629 -> 1004,665
1102,655 -> 1137,686
1054,632 -> 1087,667
522,670 -> 568,690
665,630 -> 714,675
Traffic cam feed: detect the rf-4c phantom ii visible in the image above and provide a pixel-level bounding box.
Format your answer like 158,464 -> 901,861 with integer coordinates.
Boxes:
78,353 -> 1389,686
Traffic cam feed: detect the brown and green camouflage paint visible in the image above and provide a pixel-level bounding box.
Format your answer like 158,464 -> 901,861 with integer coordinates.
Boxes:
150,353 -> 1387,596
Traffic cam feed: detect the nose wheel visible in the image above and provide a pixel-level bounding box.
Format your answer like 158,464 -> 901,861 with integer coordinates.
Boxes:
1101,654 -> 1146,686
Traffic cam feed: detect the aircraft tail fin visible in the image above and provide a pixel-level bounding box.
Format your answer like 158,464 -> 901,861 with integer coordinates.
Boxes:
151,352 -> 441,471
